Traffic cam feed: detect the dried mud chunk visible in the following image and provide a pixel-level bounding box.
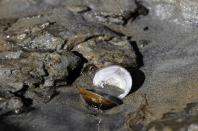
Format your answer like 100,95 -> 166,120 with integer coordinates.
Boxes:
20,32 -> 64,51
0,51 -> 83,93
0,96 -> 24,115
44,52 -> 83,86
0,53 -> 47,91
73,37 -> 137,68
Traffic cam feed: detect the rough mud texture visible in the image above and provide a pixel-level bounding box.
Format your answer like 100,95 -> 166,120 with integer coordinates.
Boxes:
0,0 -> 198,131
73,37 -> 137,68
145,103 -> 198,131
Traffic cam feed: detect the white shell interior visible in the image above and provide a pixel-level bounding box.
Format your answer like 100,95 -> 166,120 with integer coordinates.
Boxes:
93,65 -> 132,99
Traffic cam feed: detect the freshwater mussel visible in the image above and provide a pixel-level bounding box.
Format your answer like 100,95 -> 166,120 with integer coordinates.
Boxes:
79,65 -> 132,110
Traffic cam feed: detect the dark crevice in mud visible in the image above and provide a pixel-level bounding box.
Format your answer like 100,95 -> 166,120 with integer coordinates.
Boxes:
21,48 -> 56,53
130,41 -> 144,68
128,69 -> 145,94
33,83 -> 41,88
59,39 -> 67,51
135,0 -> 149,16
13,85 -> 33,107
104,26 -> 125,36
0,85 -> 35,116
126,41 -> 145,94
77,7 -> 91,14
123,0 -> 149,25
66,51 -> 88,85
143,26 -> 149,31
13,84 -> 29,96
42,62 -> 49,77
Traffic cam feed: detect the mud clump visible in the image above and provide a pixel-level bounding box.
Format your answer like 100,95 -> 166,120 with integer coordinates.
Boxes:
73,37 -> 137,68
0,52 -> 82,90
0,94 -> 25,115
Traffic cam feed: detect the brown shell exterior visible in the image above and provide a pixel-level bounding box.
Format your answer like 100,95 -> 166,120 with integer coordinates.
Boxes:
79,88 -> 116,109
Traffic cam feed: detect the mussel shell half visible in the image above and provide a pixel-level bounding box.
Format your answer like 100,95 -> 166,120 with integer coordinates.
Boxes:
93,65 -> 132,99
79,88 -> 123,110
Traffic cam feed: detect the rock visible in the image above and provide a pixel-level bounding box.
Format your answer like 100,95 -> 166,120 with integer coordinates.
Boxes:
6,20 -> 53,44
46,8 -> 118,38
6,20 -> 65,52
7,97 -> 24,114
0,51 -> 83,106
0,51 -> 83,92
4,8 -> 118,50
0,96 -> 24,115
44,52 -> 83,86
24,87 -> 56,105
20,32 -> 64,52
43,77 -> 54,87
0,68 -> 25,92
73,37 -> 137,68
0,52 -> 46,92
64,34 -> 96,51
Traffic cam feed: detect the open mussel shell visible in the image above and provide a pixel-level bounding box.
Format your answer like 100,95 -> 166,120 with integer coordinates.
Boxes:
93,65 -> 132,99
79,88 -> 123,110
